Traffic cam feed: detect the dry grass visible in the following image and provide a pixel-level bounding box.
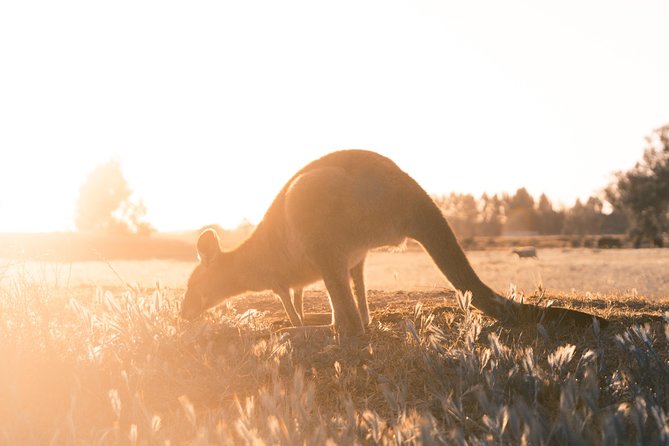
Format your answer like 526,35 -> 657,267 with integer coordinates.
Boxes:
1,256 -> 668,444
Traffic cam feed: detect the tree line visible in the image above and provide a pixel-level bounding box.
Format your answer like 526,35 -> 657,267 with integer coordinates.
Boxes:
437,124 -> 668,247
433,190 -> 628,239
74,125 -> 669,247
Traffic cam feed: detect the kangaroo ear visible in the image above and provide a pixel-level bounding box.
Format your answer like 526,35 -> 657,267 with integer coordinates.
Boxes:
197,229 -> 221,264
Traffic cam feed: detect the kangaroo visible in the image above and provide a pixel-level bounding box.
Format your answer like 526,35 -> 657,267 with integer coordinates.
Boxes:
181,150 -> 606,336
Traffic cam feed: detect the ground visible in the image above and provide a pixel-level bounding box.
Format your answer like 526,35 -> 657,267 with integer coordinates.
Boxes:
0,249 -> 668,444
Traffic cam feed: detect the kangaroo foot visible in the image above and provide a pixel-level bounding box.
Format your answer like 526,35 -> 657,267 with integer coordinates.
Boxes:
275,324 -> 335,338
538,305 -> 609,328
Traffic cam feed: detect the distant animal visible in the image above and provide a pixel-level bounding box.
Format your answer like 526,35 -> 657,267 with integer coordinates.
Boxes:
597,237 -> 622,249
181,150 -> 606,337
512,247 -> 538,258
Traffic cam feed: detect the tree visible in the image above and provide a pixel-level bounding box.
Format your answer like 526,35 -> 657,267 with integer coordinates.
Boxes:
536,193 -> 564,235
479,193 -> 504,236
600,208 -> 628,235
457,194 -> 480,237
505,188 -> 538,234
75,160 -> 153,235
563,197 -> 604,236
607,125 -> 669,247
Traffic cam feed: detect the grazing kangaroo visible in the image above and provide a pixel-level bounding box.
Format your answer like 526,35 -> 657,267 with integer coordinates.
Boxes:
181,150 -> 606,336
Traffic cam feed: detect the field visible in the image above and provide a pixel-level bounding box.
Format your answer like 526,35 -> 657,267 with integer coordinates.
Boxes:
4,247 -> 668,298
1,248 -> 668,444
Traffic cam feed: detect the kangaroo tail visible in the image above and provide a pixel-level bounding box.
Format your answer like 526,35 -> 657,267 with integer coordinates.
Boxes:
408,191 -> 515,320
408,190 -> 607,327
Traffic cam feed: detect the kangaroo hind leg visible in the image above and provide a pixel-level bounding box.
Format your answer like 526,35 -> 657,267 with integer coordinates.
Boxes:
320,259 -> 366,337
350,257 -> 370,326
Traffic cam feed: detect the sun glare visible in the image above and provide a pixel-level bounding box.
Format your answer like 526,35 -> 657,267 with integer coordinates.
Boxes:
0,152 -> 85,233
2,2 -> 669,442
1,1 -> 668,234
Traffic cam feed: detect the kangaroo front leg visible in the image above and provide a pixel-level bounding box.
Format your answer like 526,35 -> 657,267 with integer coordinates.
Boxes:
275,288 -> 303,327
290,288 -> 332,326
291,287 -> 334,325
350,258 -> 370,326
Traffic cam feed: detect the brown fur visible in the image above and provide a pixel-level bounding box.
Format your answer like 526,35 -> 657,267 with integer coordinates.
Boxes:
181,150 -> 606,336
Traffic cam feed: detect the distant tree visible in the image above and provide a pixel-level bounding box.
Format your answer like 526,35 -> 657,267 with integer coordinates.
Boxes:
536,193 -> 564,235
607,125 -> 669,247
75,160 -> 153,235
562,199 -> 585,236
563,197 -> 605,236
457,194 -> 480,237
509,187 -> 534,210
431,188 -> 627,239
505,188 -> 538,233
479,193 -> 504,236
600,209 -> 628,234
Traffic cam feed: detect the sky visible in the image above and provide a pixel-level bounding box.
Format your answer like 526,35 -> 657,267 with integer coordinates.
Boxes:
1,0 -> 668,232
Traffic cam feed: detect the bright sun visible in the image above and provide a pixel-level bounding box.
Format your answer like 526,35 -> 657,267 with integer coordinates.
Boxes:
0,150 -> 285,233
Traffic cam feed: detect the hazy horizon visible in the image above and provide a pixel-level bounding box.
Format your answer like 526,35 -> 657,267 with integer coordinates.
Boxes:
0,180 -> 624,235
1,1 -> 668,232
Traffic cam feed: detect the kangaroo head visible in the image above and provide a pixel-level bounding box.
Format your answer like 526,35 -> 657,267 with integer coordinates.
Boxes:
181,229 -> 238,320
